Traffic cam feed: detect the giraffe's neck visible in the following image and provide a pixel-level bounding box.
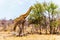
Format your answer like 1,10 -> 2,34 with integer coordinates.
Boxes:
23,6 -> 32,17
14,6 -> 32,23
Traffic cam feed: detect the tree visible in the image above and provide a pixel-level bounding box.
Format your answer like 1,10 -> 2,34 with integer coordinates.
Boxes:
43,1 -> 48,34
28,1 -> 60,34
45,2 -> 59,34
28,2 -> 45,34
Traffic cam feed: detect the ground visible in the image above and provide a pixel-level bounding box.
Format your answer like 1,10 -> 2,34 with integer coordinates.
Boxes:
0,31 -> 60,40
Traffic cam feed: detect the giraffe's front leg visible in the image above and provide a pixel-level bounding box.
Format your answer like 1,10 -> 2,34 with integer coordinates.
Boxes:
19,23 -> 25,37
18,26 -> 23,37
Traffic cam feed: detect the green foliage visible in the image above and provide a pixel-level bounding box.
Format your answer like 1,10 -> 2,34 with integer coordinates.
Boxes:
28,1 -> 60,30
50,20 -> 59,27
28,2 -> 45,24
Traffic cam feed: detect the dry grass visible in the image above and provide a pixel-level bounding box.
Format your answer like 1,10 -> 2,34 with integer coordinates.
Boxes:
0,26 -> 60,40
0,31 -> 60,40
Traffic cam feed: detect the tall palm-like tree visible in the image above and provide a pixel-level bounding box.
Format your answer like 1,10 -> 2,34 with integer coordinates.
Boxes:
46,2 -> 58,34
43,1 -> 48,34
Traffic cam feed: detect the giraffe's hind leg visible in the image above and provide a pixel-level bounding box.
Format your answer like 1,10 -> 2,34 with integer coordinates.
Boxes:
13,23 -> 18,31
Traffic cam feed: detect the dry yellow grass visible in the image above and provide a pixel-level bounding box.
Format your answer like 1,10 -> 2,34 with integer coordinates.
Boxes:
0,31 -> 60,40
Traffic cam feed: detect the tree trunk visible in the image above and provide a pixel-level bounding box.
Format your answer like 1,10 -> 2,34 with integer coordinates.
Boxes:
50,24 -> 52,34
39,25 -> 42,34
46,26 -> 47,34
53,27 -> 55,34
49,16 -> 53,34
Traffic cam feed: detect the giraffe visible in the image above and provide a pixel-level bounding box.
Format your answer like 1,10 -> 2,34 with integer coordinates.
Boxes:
13,6 -> 32,36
